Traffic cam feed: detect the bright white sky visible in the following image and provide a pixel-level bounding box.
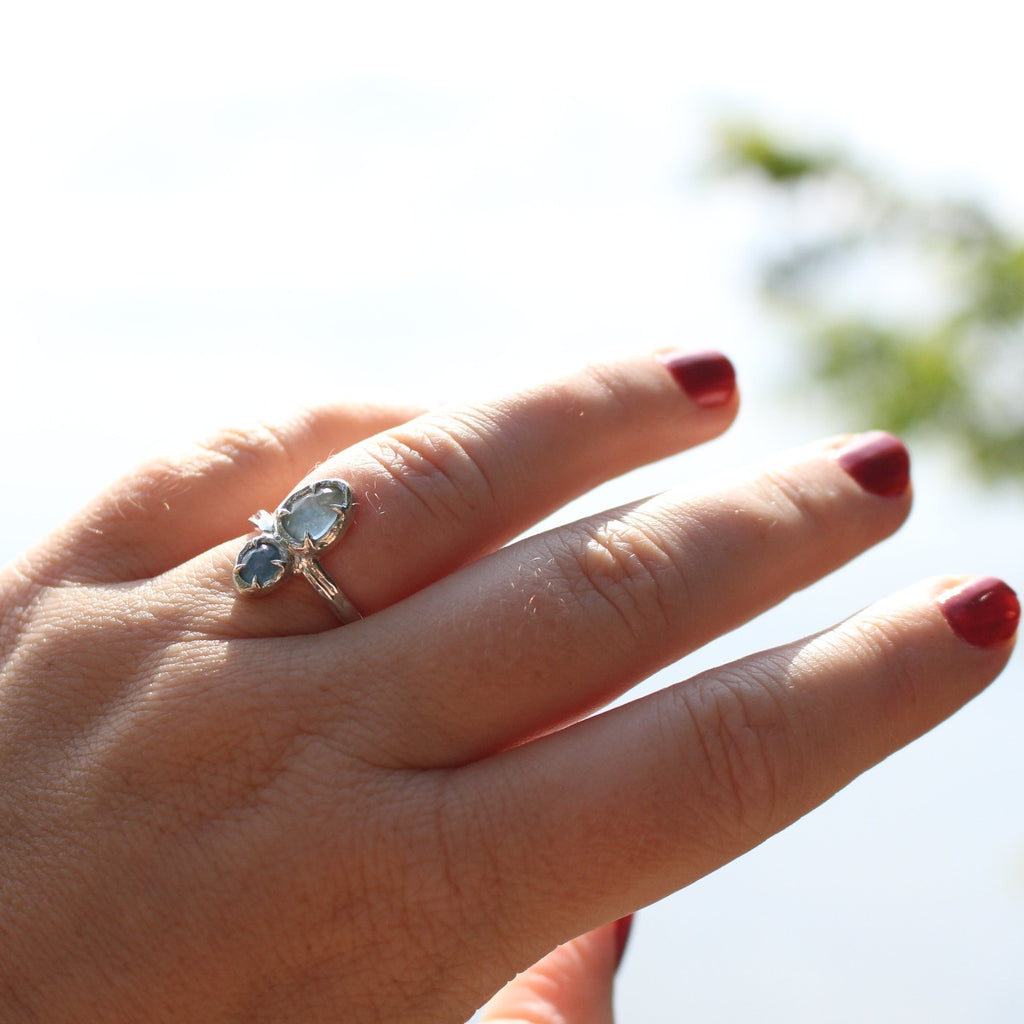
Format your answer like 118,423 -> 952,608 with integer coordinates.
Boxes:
2,3 -> 1022,1021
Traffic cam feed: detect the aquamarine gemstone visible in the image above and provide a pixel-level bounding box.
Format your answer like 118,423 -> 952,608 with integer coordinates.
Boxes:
280,492 -> 337,544
278,481 -> 351,547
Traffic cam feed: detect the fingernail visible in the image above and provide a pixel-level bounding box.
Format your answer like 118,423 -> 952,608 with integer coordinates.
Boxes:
836,431 -> 910,497
613,914 -> 634,971
941,577 -> 1020,648
658,350 -> 736,407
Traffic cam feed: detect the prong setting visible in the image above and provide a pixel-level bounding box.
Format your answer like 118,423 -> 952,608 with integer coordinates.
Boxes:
232,479 -> 361,623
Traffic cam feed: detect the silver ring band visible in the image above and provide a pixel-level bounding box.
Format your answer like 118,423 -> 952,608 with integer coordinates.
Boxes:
233,478 -> 362,624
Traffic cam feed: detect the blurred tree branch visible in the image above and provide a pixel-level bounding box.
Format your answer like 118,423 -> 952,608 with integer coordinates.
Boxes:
712,121 -> 1024,484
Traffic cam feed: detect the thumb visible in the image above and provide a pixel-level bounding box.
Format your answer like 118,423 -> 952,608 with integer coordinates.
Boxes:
479,916 -> 633,1024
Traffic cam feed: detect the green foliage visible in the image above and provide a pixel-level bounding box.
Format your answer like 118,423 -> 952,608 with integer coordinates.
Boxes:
712,122 -> 840,183
713,121 -> 1024,484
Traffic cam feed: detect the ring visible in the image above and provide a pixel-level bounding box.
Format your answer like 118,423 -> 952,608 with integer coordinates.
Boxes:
233,478 -> 362,624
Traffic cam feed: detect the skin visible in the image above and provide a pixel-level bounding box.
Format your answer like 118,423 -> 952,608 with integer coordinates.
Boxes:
0,352 -> 1015,1023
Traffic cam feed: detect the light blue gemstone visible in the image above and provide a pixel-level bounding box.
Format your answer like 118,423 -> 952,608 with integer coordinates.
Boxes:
278,483 -> 350,546
281,493 -> 335,543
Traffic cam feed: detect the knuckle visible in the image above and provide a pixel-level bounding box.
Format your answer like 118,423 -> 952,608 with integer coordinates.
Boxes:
192,413 -> 313,479
756,464 -> 835,539
0,561 -> 47,659
552,511 -> 684,642
574,360 -> 634,416
363,413 -> 501,524
102,413 -> 317,523
840,610 -> 923,713
667,665 -> 792,847
0,586 -> 161,725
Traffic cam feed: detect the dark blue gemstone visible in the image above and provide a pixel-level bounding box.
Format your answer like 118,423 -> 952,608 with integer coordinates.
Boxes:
235,539 -> 289,590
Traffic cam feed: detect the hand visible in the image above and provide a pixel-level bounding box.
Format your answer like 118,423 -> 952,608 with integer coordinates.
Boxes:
0,351 -> 1016,1023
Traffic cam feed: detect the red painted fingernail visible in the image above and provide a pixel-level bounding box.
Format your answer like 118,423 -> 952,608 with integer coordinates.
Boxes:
658,350 -> 736,407
836,431 -> 910,497
941,577 -> 1020,648
613,914 -> 634,971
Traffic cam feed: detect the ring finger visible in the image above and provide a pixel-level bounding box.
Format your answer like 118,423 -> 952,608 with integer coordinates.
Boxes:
164,350 -> 739,635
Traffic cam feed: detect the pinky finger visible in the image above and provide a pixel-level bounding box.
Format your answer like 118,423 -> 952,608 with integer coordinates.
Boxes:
478,917 -> 631,1024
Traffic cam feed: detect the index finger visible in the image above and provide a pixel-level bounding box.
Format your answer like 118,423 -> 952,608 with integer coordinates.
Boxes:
449,575 -> 1019,980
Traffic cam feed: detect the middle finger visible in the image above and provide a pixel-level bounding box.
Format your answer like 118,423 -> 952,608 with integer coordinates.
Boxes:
336,431 -> 912,766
